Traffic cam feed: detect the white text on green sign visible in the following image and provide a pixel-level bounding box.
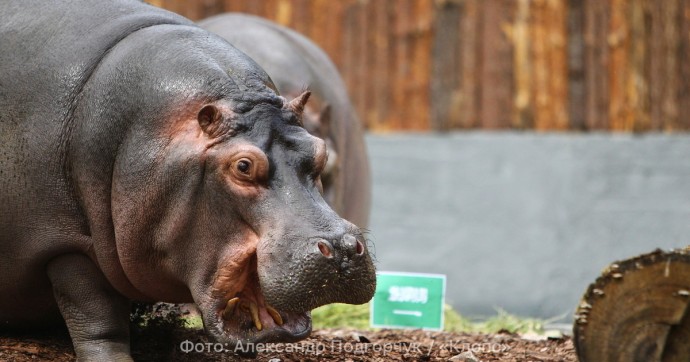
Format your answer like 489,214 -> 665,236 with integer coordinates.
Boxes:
370,272 -> 446,330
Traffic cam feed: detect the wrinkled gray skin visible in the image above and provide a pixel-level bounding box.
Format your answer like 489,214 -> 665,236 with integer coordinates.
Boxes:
199,13 -> 371,228
0,1 -> 375,360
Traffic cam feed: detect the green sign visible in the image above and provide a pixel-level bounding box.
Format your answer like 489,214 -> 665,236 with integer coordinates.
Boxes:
370,271 -> 446,330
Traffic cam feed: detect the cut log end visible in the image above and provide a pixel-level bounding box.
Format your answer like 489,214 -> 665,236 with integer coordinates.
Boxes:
574,248 -> 690,362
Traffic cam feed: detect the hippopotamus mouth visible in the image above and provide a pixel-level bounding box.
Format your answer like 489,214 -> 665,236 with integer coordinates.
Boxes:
212,262 -> 312,350
195,241 -> 314,356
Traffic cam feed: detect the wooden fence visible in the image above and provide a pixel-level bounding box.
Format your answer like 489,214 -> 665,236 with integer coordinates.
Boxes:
150,0 -> 690,132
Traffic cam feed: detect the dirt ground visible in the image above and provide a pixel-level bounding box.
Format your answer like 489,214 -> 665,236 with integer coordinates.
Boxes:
0,326 -> 576,361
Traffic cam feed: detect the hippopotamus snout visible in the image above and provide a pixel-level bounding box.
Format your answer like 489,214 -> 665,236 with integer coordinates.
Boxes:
257,226 -> 376,313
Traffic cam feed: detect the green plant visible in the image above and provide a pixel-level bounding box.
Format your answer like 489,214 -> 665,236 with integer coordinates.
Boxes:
311,303 -> 548,335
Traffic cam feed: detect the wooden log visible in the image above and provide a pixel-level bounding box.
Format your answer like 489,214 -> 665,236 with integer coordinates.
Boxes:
574,248 -> 690,361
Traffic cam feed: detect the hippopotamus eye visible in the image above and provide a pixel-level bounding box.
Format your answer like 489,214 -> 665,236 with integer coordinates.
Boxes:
236,159 -> 252,174
225,145 -> 269,189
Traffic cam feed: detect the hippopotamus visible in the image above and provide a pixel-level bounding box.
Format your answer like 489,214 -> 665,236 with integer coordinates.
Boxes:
0,0 -> 376,360
199,13 -> 371,228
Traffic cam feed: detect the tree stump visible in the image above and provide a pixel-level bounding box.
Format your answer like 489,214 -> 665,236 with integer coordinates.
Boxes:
574,248 -> 690,361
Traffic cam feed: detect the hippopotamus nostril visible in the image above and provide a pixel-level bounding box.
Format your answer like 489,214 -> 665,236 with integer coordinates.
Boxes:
340,234 -> 365,256
356,239 -> 364,255
317,240 -> 333,259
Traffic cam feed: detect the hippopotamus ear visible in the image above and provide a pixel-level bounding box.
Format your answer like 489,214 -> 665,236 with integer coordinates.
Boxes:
286,91 -> 311,126
197,104 -> 223,137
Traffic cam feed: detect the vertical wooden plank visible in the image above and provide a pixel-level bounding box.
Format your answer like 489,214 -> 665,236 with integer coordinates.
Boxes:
568,0 -> 586,130
548,0 -> 569,130
223,0 -> 245,13
608,0 -> 630,131
629,0 -> 648,131
412,0 -> 433,130
384,1 -> 400,128
480,0 -> 515,129
431,0 -> 462,131
459,0 -> 481,128
512,0 -> 531,129
341,1 -> 357,125
446,0 -> 466,129
651,0 -> 681,131
274,0 -> 292,26
334,2 -> 354,111
308,0 -> 328,54
201,0 -> 224,19
531,0 -> 547,129
359,1 -> 374,129
584,0 -> 610,130
316,0 -> 343,60
661,0 -> 680,130
291,0 -> 311,37
372,0 -> 391,130
355,1 -> 370,129
259,0 -> 278,20
147,0 -> 165,9
390,0 -> 411,130
679,0 -> 690,130
165,0 -> 184,18
647,0 -> 664,130
341,1 -> 369,130
243,0 -> 262,16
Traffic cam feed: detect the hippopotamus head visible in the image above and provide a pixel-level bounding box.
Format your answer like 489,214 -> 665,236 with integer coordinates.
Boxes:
83,26 -> 376,350
189,90 -> 375,348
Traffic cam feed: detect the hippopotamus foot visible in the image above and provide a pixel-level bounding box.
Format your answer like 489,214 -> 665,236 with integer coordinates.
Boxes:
47,254 -> 132,362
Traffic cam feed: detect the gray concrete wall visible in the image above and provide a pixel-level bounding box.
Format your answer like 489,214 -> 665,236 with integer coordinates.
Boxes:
365,132 -> 690,322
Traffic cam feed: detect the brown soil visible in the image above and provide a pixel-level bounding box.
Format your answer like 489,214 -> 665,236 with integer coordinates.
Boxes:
0,327 -> 576,361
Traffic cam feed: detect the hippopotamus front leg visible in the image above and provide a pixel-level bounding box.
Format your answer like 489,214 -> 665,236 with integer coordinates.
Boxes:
47,254 -> 132,362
